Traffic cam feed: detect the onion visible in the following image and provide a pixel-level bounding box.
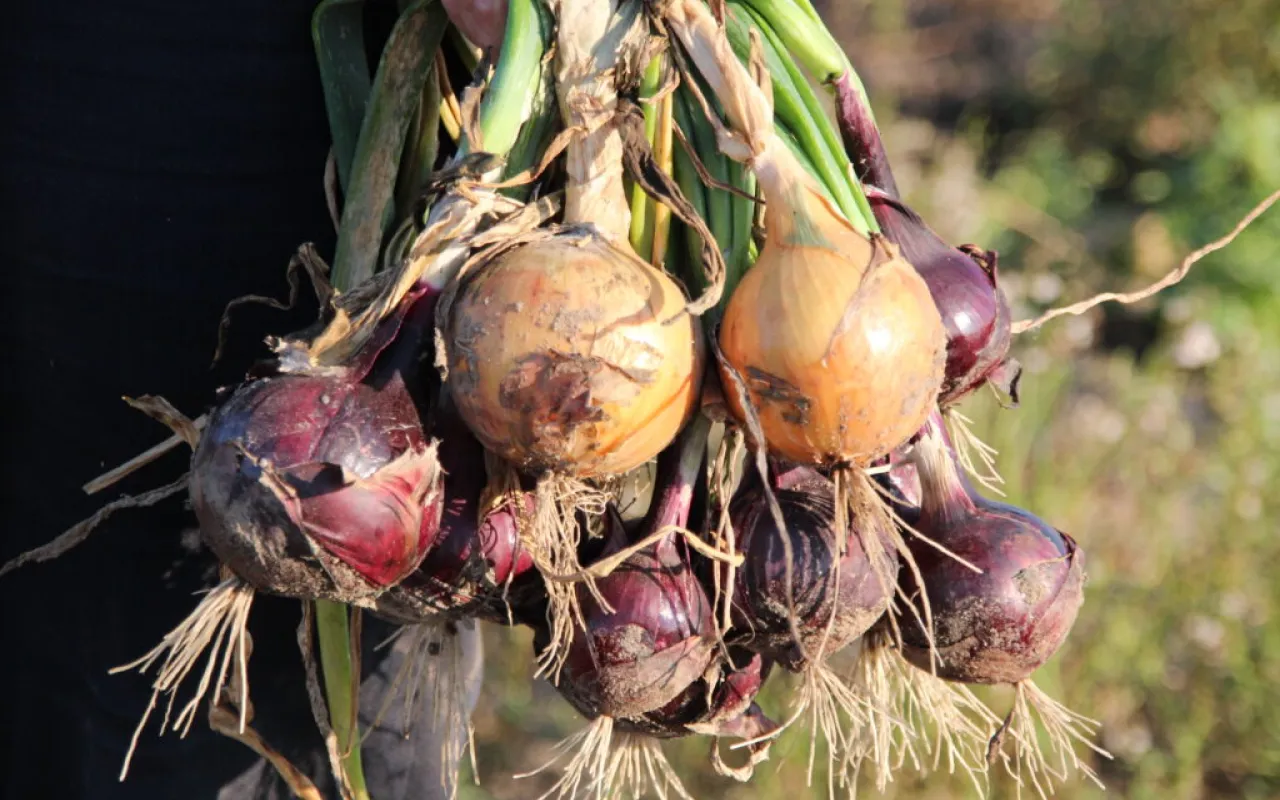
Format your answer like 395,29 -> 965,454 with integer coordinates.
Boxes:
727,467 -> 897,671
446,233 -> 704,478
397,412 -> 541,625
443,0 -> 705,677
191,290 -> 444,610
898,413 -> 1085,684
557,416 -> 716,719
445,0 -> 701,480
663,0 -> 945,468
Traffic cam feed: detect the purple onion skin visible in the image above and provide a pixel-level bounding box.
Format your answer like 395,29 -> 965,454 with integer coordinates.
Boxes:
396,420 -> 541,625
559,422 -> 717,719
191,290 -> 442,605
868,190 -> 1013,406
559,506 -> 715,719
728,468 -> 898,672
898,421 -> 1085,684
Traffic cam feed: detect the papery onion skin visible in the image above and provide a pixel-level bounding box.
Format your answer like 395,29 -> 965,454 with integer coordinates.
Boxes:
898,421 -> 1086,684
719,221 -> 946,468
727,467 -> 897,671
191,372 -> 442,605
616,649 -> 776,740
447,232 -> 704,478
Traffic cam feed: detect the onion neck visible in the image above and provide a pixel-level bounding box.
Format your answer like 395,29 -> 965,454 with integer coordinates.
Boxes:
914,412 -> 976,525
555,0 -> 637,238
664,0 -> 868,256
832,72 -> 899,197
646,413 -> 712,535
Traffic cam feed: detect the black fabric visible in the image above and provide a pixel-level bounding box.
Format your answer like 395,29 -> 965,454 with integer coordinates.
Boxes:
0,1 -> 455,798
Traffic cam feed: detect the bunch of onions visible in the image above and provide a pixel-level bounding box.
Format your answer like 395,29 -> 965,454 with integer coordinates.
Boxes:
443,0 -> 705,672
4,0 -> 1163,793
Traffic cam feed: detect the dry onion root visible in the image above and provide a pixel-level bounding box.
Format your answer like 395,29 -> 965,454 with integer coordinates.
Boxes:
840,623 -> 1000,795
364,620 -> 483,799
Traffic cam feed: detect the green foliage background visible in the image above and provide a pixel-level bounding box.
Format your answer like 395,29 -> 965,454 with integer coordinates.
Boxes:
458,1 -> 1280,796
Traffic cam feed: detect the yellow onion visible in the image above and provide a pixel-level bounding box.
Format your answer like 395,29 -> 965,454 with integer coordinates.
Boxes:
665,0 -> 945,467
447,231 -> 704,478
720,202 -> 945,466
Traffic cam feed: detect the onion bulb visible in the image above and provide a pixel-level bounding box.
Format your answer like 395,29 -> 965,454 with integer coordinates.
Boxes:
394,410 -> 541,625
727,466 -> 896,671
899,413 -> 1085,684
191,291 -> 443,609
446,233 -> 704,478
663,0 -> 945,467
557,416 -> 716,719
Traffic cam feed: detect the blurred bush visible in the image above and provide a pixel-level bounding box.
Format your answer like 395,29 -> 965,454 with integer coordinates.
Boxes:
457,1 -> 1280,797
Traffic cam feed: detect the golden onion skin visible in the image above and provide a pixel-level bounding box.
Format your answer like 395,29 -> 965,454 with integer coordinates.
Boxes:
447,232 -> 704,477
719,237 -> 946,467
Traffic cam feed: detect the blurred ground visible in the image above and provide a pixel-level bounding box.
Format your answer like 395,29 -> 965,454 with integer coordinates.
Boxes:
458,0 -> 1280,797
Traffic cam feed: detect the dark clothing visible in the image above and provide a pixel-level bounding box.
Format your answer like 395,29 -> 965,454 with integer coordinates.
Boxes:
0,2 -> 472,797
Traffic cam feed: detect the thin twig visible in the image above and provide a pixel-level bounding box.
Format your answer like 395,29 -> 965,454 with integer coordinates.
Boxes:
1013,189 -> 1280,334
1,476 -> 189,577
83,421 -> 207,495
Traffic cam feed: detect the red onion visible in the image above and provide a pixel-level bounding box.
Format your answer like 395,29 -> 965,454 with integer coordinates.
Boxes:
191,289 -> 443,611
833,79 -> 1017,406
395,413 -> 541,625
556,417 -> 716,720
727,466 -> 897,672
897,413 -> 1085,684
